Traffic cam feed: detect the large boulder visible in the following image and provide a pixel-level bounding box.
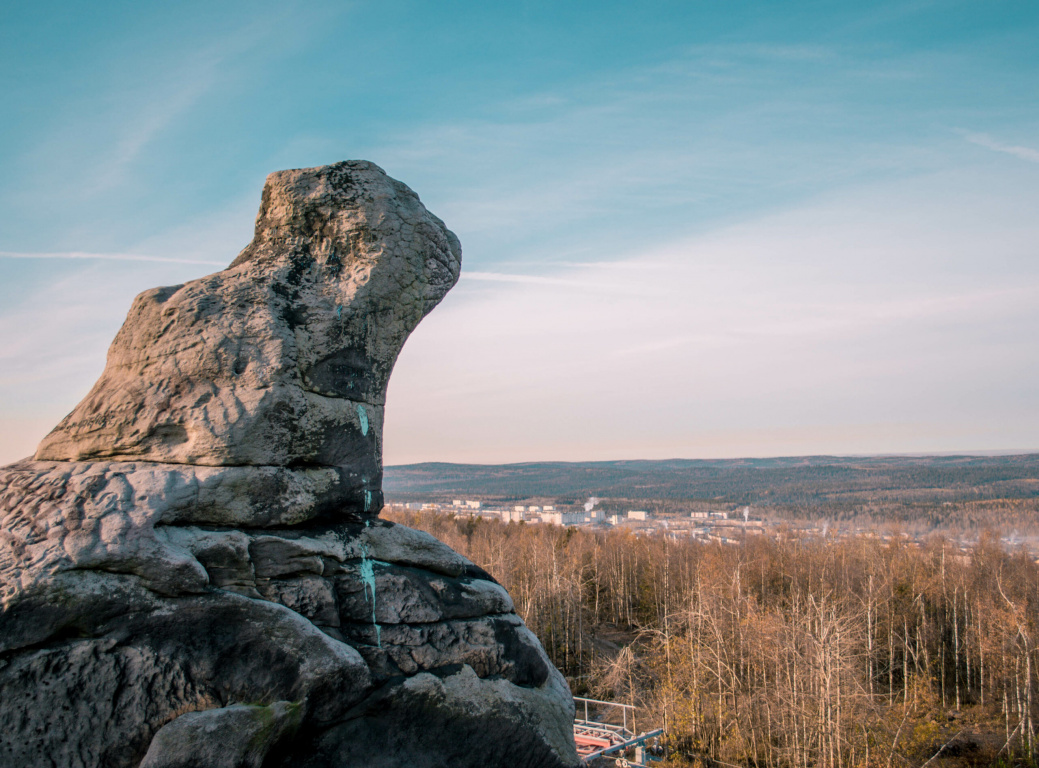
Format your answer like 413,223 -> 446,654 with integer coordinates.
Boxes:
35,161 -> 463,517
0,162 -> 579,768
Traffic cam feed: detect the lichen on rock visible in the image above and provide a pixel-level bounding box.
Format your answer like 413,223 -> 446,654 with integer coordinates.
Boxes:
0,161 -> 578,768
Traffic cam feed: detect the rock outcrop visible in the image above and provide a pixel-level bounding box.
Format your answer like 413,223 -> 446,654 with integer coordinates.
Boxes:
0,162 -> 579,768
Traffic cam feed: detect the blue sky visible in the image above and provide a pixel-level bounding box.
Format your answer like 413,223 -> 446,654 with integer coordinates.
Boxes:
2,0 -> 1038,464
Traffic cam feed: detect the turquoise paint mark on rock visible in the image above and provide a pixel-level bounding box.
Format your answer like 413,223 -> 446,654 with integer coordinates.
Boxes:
358,555 -> 377,616
336,304 -> 342,319
364,489 -> 372,512
357,404 -> 369,436
360,521 -> 381,646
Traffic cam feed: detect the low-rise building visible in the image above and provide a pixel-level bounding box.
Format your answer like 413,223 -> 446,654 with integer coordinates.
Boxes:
543,511 -> 588,526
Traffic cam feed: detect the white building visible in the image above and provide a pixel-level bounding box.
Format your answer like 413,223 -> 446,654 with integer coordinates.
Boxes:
465,500 -> 481,510
628,510 -> 648,521
543,511 -> 587,526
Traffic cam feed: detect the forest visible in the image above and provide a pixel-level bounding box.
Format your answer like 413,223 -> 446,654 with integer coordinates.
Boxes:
384,455 -> 1039,532
384,508 -> 1039,767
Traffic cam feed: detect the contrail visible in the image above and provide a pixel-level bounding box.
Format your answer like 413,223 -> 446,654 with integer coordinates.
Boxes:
0,250 -> 225,266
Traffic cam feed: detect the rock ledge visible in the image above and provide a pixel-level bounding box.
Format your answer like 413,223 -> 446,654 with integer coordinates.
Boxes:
0,162 -> 578,768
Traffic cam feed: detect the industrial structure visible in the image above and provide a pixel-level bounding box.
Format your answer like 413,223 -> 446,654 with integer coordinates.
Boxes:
573,697 -> 662,766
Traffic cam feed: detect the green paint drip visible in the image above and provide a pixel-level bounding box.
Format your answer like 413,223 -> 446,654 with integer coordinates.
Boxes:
359,521 -> 381,646
364,489 -> 372,512
357,404 -> 369,436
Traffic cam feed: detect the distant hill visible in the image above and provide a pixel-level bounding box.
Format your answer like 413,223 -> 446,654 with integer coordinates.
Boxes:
384,454 -> 1039,508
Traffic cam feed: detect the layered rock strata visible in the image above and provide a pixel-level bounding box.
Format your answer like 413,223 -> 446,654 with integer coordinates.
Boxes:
0,162 -> 578,768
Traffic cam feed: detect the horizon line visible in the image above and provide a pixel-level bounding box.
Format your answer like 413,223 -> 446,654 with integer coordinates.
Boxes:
385,448 -> 1039,468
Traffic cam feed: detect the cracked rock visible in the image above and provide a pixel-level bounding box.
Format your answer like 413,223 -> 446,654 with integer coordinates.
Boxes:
0,162 -> 578,768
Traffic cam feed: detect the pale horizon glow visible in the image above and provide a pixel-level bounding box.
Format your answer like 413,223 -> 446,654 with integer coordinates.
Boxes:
2,1 -> 1038,465
384,166 -> 1039,463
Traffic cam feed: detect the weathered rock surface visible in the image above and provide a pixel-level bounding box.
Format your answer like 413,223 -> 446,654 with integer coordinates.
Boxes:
36,160 -> 462,517
0,162 -> 578,768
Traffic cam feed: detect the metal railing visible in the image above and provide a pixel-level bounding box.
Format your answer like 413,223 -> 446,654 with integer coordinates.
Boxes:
573,697 -> 662,764
574,696 -> 636,737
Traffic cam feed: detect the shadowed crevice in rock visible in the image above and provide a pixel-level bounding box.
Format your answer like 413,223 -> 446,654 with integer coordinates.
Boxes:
0,161 -> 579,768
277,666 -> 578,768
34,161 -> 461,521
139,702 -> 304,768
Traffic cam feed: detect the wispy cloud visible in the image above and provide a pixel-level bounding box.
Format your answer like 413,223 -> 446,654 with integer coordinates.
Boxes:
95,74 -> 216,191
0,251 -> 225,267
463,270 -> 628,292
87,16 -> 283,192
12,9 -> 312,203
368,36 -> 958,278
963,132 -> 1039,164
386,166 -> 1039,463
679,43 -> 837,64
464,271 -> 586,286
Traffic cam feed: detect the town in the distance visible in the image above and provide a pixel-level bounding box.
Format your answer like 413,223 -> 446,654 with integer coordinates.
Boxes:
389,497 -> 764,543
385,495 -> 1039,558
383,453 -> 1039,558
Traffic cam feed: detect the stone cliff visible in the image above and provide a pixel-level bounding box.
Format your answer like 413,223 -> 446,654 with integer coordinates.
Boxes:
0,162 -> 579,768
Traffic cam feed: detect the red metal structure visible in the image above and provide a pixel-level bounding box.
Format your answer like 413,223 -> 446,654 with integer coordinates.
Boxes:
573,697 -> 663,766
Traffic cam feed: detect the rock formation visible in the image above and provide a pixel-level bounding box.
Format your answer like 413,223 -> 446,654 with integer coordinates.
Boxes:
0,161 -> 579,768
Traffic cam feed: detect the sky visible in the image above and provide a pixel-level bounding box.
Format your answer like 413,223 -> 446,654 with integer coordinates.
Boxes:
1,0 -> 1038,465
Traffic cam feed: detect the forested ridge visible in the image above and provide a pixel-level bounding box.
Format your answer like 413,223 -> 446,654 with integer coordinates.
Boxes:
385,454 -> 1039,532
385,455 -> 1039,505
385,508 -> 1039,767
